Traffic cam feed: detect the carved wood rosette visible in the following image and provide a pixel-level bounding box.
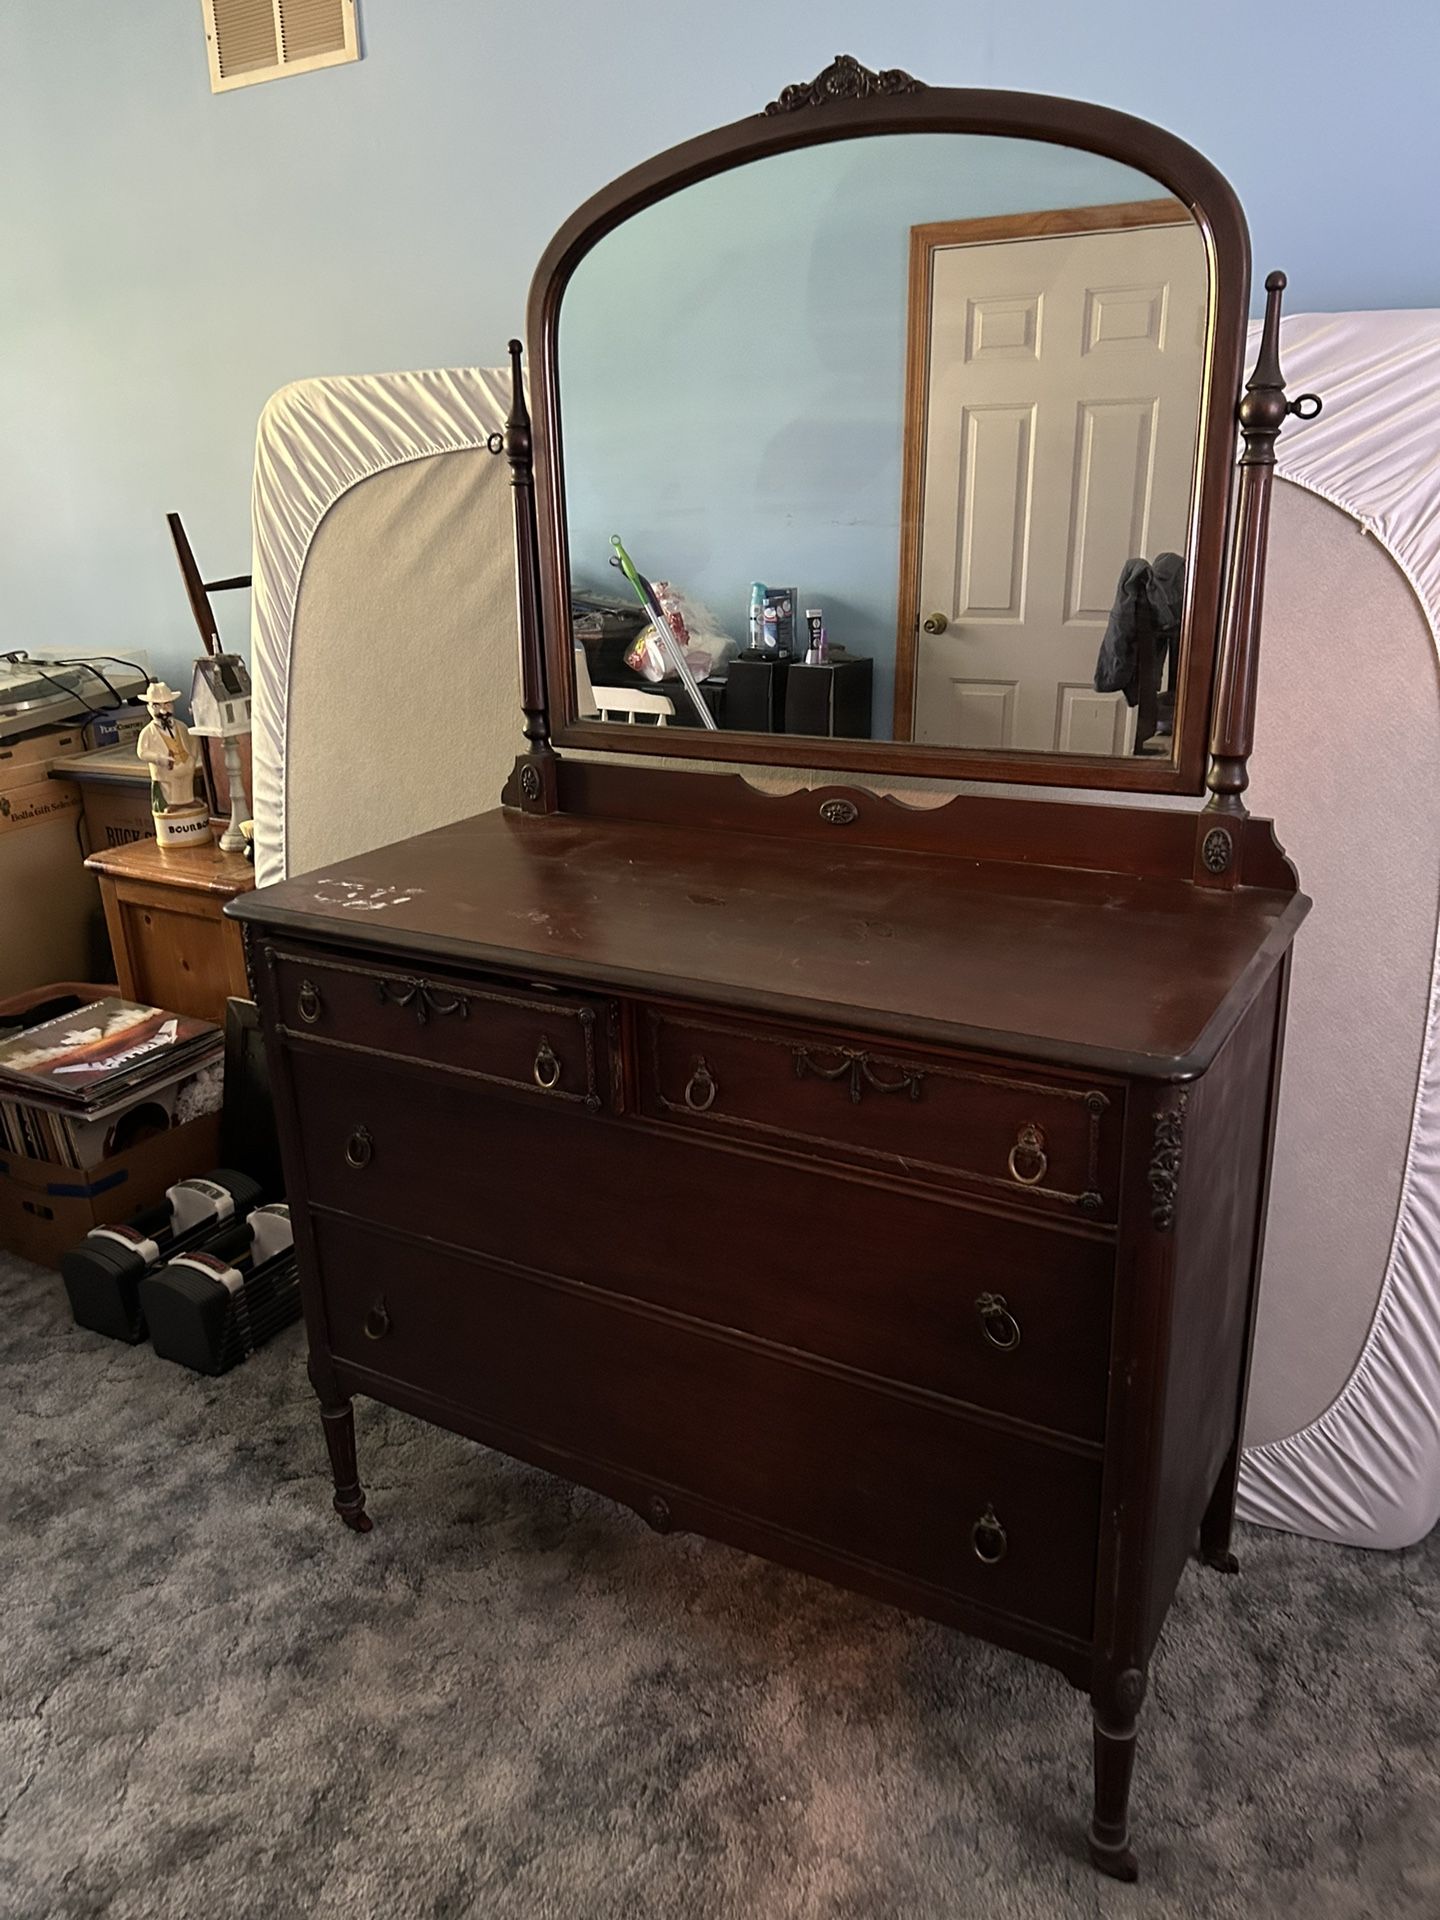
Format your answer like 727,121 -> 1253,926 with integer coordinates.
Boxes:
239,919 -> 268,999
1149,1092 -> 1188,1230
503,750 -> 560,814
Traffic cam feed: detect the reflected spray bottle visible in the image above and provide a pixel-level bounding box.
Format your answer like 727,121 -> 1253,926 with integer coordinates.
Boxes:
749,582 -> 767,654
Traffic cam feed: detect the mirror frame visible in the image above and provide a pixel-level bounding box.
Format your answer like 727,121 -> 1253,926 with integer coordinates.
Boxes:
527,70 -> 1251,795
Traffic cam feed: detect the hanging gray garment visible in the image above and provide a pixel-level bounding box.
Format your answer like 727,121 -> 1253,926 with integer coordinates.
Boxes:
1095,554 -> 1186,706
1094,558 -> 1151,703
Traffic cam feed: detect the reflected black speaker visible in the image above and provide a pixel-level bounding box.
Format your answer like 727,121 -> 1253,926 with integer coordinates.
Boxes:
723,656 -> 791,733
784,658 -> 874,740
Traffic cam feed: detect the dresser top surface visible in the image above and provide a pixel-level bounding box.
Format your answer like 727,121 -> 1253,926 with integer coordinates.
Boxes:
232,807 -> 1307,1077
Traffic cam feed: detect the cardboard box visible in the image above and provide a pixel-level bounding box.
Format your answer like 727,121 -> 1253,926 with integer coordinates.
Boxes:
0,814 -> 104,997
0,727 -> 84,786
0,1110 -> 222,1268
0,776 -> 80,837
51,741 -> 153,851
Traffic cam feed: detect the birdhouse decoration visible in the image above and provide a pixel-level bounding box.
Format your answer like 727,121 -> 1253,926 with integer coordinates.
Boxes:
188,653 -> 253,852
190,652 -> 251,736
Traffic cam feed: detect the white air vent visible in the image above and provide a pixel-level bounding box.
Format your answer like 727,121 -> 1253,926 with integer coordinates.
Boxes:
202,0 -> 360,93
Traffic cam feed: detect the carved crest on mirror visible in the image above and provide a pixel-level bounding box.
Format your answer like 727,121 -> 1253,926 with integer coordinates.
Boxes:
764,53 -> 924,115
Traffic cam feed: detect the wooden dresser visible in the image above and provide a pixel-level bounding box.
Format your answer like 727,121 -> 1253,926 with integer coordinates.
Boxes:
235,776 -> 1305,1879
234,64 -> 1321,1881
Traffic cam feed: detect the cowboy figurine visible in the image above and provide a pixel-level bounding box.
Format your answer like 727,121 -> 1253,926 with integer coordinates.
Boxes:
137,681 -> 212,845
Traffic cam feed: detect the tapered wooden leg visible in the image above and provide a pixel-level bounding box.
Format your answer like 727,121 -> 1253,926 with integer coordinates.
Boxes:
320,1399 -> 372,1533
1089,1669 -> 1146,1881
1199,1441 -> 1242,1573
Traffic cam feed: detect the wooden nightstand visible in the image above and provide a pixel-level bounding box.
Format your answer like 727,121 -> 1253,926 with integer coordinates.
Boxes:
84,839 -> 255,1023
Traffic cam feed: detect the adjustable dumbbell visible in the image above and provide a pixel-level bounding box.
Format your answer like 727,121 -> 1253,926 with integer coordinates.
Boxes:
140,1204 -> 300,1375
60,1169 -> 264,1343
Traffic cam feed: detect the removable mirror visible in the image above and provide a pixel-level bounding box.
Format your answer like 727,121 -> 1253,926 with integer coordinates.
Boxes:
530,88 -> 1248,791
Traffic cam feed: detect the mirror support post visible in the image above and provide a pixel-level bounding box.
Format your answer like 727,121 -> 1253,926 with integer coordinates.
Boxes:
502,337 -> 559,813
1204,273 -> 1320,823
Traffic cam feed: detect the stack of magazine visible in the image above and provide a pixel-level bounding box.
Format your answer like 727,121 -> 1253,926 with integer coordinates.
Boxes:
0,998 -> 224,1170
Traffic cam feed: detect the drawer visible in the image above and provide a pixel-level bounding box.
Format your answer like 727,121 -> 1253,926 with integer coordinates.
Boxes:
312,1212 -> 1102,1641
288,1046 -> 1114,1441
642,1008 -> 1122,1220
266,946 -> 615,1113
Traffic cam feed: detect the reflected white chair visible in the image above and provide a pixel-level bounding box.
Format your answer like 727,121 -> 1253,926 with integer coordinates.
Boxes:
573,644 -> 674,725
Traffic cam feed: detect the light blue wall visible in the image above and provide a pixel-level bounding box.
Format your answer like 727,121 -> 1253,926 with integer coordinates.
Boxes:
561,137 -> 1162,731
3,0 -> 1437,695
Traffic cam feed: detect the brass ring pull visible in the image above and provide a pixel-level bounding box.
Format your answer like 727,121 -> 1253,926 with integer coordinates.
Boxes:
344,1125 -> 373,1170
363,1299 -> 390,1341
683,1057 -> 717,1112
975,1292 -> 1021,1352
298,979 -> 323,1024
971,1504 -> 1008,1565
1007,1123 -> 1048,1186
533,1038 -> 561,1090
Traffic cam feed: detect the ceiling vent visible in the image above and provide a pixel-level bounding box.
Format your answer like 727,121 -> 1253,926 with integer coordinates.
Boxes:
202,0 -> 360,93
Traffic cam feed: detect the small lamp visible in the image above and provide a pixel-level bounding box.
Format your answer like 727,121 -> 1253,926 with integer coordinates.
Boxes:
188,653 -> 253,852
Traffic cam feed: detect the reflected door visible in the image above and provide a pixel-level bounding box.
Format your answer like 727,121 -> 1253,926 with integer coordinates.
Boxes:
904,206 -> 1207,753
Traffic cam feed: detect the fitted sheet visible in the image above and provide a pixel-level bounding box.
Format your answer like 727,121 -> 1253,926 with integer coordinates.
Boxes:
247,316 -> 1440,1549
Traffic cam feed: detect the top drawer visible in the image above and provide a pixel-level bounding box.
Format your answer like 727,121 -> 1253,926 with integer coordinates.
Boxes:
265,948 -> 615,1113
642,1007 -> 1121,1219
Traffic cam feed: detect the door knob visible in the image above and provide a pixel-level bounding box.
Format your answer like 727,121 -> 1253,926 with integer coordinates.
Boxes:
922,611 -> 948,634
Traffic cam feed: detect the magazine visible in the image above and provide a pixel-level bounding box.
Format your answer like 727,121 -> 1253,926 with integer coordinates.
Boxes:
0,1058 -> 224,1169
0,998 -> 219,1112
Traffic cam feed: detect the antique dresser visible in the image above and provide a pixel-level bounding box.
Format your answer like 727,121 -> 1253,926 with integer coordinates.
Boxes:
233,60 -> 1317,1880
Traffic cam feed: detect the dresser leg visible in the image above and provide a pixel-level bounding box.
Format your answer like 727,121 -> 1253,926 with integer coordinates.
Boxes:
320,1399 -> 372,1533
1199,1441 -> 1242,1573
1088,1669 -> 1145,1881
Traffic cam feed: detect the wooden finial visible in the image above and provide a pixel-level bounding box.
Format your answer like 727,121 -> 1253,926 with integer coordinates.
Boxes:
1236,273 -> 1291,463
501,337 -> 555,800
506,339 -> 529,430
1203,272 -> 1322,821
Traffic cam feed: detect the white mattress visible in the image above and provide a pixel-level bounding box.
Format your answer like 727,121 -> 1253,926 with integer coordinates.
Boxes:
248,319 -> 1440,1550
1236,313 -> 1440,1549
249,367 -> 518,891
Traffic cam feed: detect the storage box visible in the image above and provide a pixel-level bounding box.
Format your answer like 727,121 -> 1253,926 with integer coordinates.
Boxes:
0,728 -> 102,998
0,814 -> 106,997
0,1111 -> 223,1268
51,741 -> 153,851
0,776 -> 80,837
0,727 -> 84,784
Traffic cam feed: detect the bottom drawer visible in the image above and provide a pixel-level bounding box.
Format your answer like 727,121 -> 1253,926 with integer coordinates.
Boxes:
311,1212 -> 1101,1642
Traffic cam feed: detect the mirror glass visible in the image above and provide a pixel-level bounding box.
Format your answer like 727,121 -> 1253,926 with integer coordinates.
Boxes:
558,133 -> 1209,760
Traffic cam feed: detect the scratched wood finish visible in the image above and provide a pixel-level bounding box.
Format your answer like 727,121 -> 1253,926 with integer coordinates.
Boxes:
232,804 -> 1305,1078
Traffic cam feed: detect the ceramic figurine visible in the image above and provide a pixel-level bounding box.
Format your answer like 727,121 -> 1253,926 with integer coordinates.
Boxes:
136,681 -> 212,847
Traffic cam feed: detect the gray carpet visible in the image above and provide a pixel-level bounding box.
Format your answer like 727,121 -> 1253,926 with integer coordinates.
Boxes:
2,1250 -> 1436,1920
